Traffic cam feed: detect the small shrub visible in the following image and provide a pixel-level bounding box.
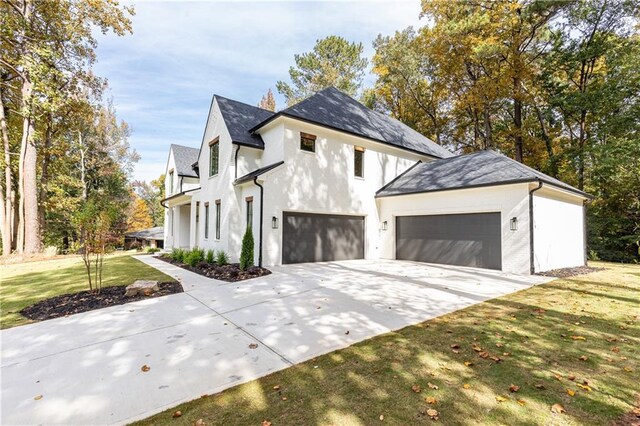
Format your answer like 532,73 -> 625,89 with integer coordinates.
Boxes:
147,247 -> 160,254
171,248 -> 185,263
185,247 -> 205,266
216,250 -> 229,266
206,249 -> 215,264
239,227 -> 254,271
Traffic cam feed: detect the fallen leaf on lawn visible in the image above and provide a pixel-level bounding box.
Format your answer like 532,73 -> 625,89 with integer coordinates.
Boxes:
472,344 -> 482,352
567,374 -> 575,381
172,411 -> 182,418
249,343 -> 259,349
551,403 -> 565,414
464,361 -> 473,367
282,396 -> 288,401
141,365 -> 151,372
496,343 -> 504,348
632,407 -> 640,417
579,355 -> 588,361
195,420 -> 206,426
478,351 -> 490,359
379,414 -> 384,421
463,384 -> 471,389
452,349 -> 460,354
624,367 -> 634,372
576,383 -> 592,391
490,356 -> 501,363
451,344 -> 460,349
428,382 -> 439,390
517,399 -> 526,406
606,337 -> 617,342
509,384 -> 520,393
273,385 -> 281,391
496,396 -> 507,402
503,352 -> 510,356
412,385 -> 422,393
554,374 -> 562,381
571,336 -> 586,341
34,395 -> 43,400
567,389 -> 576,397
425,396 -> 437,404
261,421 -> 271,426
611,347 -> 620,353
426,408 -> 439,420
534,384 -> 546,390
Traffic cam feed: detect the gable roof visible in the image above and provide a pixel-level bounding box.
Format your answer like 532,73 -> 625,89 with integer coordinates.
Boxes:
376,150 -> 590,198
250,87 -> 453,159
215,95 -> 275,149
233,161 -> 285,185
170,144 -> 199,177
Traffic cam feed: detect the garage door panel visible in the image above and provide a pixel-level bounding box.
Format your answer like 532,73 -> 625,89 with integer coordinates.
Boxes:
396,213 -> 501,270
283,213 -> 364,264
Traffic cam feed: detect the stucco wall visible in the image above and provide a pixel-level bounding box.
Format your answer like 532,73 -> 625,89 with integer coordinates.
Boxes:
259,118 -> 431,266
532,187 -> 585,272
376,184 -> 532,275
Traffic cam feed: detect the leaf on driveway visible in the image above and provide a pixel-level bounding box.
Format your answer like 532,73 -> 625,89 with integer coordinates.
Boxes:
34,395 -> 43,400
551,403 -> 566,414
141,365 -> 150,372
249,343 -> 259,349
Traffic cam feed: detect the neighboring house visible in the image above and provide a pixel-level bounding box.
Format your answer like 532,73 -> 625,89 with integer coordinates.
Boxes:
162,87 -> 589,275
124,227 -> 164,250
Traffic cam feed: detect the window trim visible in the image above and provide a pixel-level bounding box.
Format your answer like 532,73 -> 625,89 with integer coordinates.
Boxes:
354,146 -> 365,178
215,199 -> 221,240
209,138 -> 219,177
246,196 -> 253,230
204,202 -> 209,240
168,169 -> 174,194
300,132 -> 316,153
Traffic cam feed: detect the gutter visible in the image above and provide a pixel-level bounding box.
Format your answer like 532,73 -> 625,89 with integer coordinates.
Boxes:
234,145 -> 241,179
253,177 -> 264,267
529,180 -> 544,274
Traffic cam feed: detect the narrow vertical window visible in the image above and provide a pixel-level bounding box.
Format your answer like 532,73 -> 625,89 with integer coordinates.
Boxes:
354,146 -> 364,178
215,199 -> 221,240
170,208 -> 174,236
204,202 -> 209,239
209,139 -> 219,176
168,170 -> 174,194
300,132 -> 316,152
246,197 -> 253,230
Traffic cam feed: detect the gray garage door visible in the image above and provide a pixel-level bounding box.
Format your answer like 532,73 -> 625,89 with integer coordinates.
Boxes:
282,212 -> 365,264
396,212 -> 502,270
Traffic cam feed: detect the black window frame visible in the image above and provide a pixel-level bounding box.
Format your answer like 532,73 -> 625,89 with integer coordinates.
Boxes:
300,132 -> 316,153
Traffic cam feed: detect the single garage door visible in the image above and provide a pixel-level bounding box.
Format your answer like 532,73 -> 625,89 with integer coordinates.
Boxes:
282,212 -> 365,264
396,212 -> 502,270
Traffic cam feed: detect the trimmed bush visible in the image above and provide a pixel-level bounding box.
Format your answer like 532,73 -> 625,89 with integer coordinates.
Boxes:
239,227 -> 254,271
185,247 -> 205,267
147,247 -> 160,254
216,250 -> 229,266
206,249 -> 215,264
171,248 -> 185,263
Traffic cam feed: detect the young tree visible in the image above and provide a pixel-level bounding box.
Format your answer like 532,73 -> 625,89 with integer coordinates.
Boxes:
132,174 -> 164,227
239,227 -> 254,271
127,195 -> 153,231
276,35 -> 368,106
258,88 -> 276,111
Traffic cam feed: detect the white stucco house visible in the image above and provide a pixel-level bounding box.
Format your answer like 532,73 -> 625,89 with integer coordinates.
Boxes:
162,87 -> 590,275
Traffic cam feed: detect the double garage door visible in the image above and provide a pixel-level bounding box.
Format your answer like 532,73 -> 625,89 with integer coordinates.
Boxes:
282,212 -> 364,264
396,212 -> 502,270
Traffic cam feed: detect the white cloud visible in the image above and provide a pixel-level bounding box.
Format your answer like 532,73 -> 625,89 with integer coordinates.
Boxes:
94,1 -> 424,182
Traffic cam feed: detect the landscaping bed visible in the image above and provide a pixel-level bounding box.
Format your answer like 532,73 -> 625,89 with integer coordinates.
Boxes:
537,265 -> 605,278
20,281 -> 183,322
157,255 -> 271,282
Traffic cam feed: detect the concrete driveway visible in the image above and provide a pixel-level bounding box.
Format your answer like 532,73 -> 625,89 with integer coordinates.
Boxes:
1,257 -> 551,425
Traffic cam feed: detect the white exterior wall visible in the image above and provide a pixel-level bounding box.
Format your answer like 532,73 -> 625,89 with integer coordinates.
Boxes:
259,118 -> 430,266
377,184 -> 532,275
532,187 -> 586,272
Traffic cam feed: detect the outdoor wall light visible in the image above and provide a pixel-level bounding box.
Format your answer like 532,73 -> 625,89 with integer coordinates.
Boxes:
382,220 -> 388,231
272,216 -> 279,229
510,217 -> 518,231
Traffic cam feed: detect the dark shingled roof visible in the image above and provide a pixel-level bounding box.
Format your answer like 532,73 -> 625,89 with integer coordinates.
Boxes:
216,95 -> 275,149
171,144 -> 199,177
234,161 -> 284,185
124,226 -> 164,240
376,150 -> 590,198
250,87 -> 453,159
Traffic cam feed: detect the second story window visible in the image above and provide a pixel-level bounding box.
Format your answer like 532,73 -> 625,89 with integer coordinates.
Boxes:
246,197 -> 253,230
209,139 -> 219,176
168,170 -> 174,194
354,146 -> 364,178
300,132 -> 316,153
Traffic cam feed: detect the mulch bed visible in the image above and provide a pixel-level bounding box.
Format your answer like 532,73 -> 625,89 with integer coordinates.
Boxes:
20,281 -> 183,322
537,265 -> 605,278
157,255 -> 271,282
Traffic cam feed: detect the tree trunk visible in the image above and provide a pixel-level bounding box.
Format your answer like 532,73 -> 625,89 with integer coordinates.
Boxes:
39,119 -> 52,235
0,86 -> 13,255
513,78 -> 523,162
79,131 -> 87,200
483,104 -> 493,150
21,116 -> 39,253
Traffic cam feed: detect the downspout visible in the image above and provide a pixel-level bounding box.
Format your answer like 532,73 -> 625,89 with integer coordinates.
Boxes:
234,145 -> 241,179
529,180 -> 544,274
253,176 -> 264,267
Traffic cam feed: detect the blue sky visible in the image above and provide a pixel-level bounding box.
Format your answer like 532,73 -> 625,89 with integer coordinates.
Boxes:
94,1 -> 423,182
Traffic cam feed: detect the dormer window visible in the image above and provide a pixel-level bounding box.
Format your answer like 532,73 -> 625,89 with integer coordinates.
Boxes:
300,132 -> 316,153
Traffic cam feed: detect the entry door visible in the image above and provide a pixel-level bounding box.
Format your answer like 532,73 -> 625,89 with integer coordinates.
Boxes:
282,212 -> 365,264
395,212 -> 502,270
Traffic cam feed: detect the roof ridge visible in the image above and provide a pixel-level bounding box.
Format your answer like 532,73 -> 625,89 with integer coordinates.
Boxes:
171,143 -> 199,150
215,94 -> 276,114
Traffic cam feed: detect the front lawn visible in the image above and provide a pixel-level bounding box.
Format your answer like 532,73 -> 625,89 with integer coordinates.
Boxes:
0,254 -> 173,329
136,262 -> 640,426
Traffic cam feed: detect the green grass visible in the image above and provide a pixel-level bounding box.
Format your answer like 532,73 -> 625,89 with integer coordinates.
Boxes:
0,254 -> 173,329
135,262 -> 640,426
